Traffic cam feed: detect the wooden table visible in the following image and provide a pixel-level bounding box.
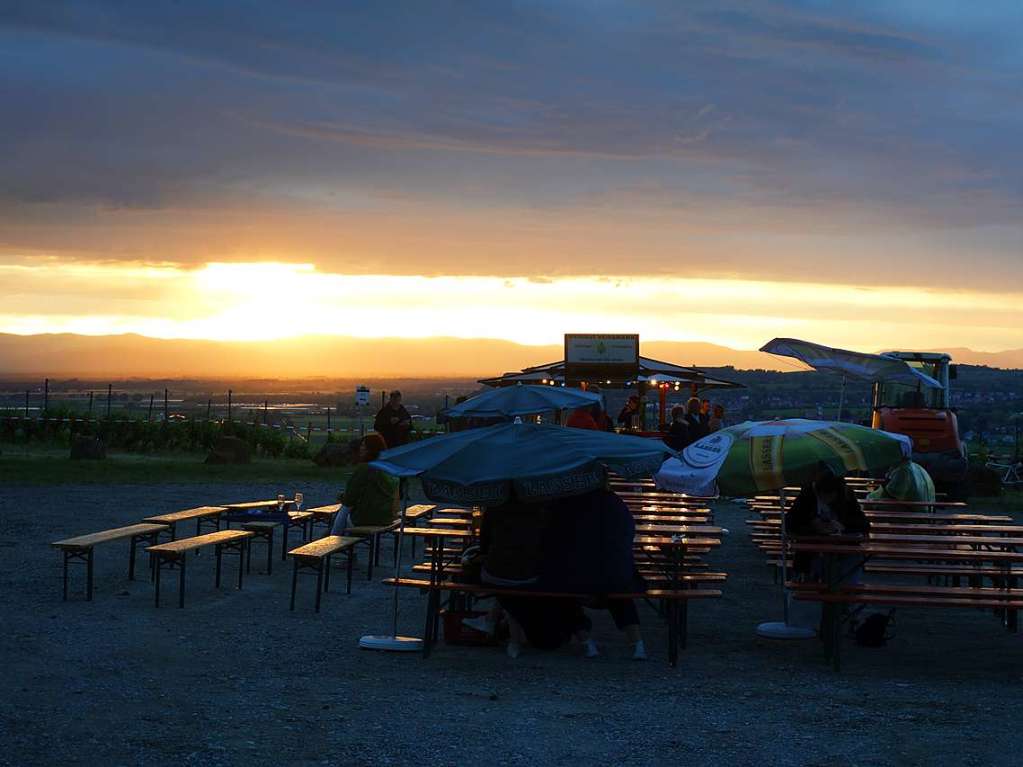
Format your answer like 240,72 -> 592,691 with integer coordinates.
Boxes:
144,506 -> 228,541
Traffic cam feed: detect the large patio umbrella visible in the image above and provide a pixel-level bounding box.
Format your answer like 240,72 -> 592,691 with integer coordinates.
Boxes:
358,422 -> 676,651
445,384 -> 600,419
655,419 -> 912,639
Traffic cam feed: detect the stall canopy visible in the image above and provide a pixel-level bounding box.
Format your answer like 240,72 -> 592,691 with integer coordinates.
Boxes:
760,338 -> 942,389
479,355 -> 743,391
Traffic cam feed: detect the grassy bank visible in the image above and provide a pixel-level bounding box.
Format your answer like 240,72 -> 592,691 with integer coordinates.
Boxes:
0,444 -> 351,485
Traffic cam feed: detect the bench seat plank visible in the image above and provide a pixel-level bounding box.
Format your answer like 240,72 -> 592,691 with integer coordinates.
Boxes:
289,535 -> 361,559
143,506 -> 227,525
147,529 -> 253,555
53,523 -> 168,550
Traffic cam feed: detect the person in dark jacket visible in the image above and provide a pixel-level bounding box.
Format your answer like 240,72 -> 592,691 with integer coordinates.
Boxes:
540,488 -> 647,659
784,465 -> 869,578
373,390 -> 412,447
663,405 -> 689,451
685,397 -> 706,442
329,433 -> 397,533
617,395 -> 640,430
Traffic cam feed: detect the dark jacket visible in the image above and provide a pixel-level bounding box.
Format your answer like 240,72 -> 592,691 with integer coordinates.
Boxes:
784,483 -> 869,574
540,489 -> 643,593
685,413 -> 706,442
373,404 -> 412,448
617,403 -> 639,429
480,502 -> 549,582
342,463 -> 398,527
663,420 -> 689,451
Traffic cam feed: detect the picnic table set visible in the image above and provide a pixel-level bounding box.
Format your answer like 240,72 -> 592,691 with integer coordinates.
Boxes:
48,387 -> 1023,670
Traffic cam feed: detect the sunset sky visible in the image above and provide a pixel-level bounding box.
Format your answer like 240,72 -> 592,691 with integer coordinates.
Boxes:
2,2 -> 1022,356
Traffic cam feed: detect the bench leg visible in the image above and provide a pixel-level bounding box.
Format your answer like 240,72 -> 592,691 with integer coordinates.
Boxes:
290,560 -> 298,611
324,554 -> 332,593
315,563 -> 324,613
238,542 -> 246,590
178,556 -> 186,609
667,600 -> 679,668
129,536 -> 137,581
346,550 -> 354,595
86,549 -> 94,602
281,523 -> 289,562
62,551 -> 69,601
215,544 -> 223,588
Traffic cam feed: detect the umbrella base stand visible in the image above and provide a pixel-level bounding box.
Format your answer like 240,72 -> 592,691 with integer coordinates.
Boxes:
358,634 -> 424,652
755,621 -> 816,640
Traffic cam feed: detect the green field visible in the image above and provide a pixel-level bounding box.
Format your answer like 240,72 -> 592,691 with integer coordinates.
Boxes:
0,444 -> 352,486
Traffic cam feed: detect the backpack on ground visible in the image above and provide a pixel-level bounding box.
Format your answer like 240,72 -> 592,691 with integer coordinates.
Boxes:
852,610 -> 896,647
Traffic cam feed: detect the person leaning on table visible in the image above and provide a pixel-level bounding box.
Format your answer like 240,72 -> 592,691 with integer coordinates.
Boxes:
784,464 -> 869,582
330,432 -> 398,534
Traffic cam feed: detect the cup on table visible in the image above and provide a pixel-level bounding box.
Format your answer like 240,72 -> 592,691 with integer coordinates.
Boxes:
294,492 -> 304,510
277,493 -> 285,512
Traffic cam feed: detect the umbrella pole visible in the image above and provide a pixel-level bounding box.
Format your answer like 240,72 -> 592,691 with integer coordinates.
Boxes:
359,478 -> 423,651
756,487 -> 815,640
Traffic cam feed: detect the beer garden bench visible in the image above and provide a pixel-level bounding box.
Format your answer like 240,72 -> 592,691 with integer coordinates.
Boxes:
147,530 -> 253,608
51,523 -> 168,600
287,535 -> 361,612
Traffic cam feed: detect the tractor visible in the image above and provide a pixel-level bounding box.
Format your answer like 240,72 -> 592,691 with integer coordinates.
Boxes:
870,351 -> 968,495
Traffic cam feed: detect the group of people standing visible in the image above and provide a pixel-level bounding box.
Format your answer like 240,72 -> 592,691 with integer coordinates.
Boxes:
663,397 -> 726,451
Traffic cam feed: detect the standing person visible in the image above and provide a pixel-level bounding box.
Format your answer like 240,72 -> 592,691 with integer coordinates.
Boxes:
330,433 -> 398,533
663,405 -> 690,451
708,404 -> 725,433
566,405 -> 600,430
617,395 -> 640,430
699,398 -> 711,432
685,397 -> 706,441
373,390 -> 412,448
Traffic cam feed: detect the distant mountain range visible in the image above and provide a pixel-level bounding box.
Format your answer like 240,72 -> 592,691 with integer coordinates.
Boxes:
0,333 -> 1020,378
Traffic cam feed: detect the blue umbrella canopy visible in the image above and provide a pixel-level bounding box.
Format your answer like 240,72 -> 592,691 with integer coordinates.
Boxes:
372,421 -> 674,505
445,384 -> 600,419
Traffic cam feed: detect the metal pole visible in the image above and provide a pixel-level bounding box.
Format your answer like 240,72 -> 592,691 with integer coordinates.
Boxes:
164,389 -> 168,422
779,488 -> 790,625
326,407 -> 331,432
263,400 -> 268,425
88,391 -> 93,417
227,390 -> 232,422
106,384 -> 112,418
24,390 -> 29,418
43,378 -> 49,414
148,394 -> 154,422
390,481 -> 410,636
206,399 -> 212,421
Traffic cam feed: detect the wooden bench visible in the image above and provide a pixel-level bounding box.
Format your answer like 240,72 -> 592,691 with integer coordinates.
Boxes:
287,536 -> 361,612
52,523 -> 168,600
305,503 -> 343,538
385,577 -> 721,667
147,530 -> 253,608
344,522 -> 401,579
280,510 -> 314,561
143,506 -> 228,541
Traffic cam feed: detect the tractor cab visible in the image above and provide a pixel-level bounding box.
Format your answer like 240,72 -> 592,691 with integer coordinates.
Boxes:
871,351 -> 967,491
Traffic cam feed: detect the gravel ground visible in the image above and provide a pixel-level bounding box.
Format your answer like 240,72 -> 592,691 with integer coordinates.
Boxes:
1,482 -> 1021,766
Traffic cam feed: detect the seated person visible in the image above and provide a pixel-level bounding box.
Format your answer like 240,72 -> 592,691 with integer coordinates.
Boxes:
784,465 -> 868,581
867,458 -> 935,504
663,405 -> 689,451
463,501 -> 552,657
540,486 -> 647,660
330,433 -> 398,533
